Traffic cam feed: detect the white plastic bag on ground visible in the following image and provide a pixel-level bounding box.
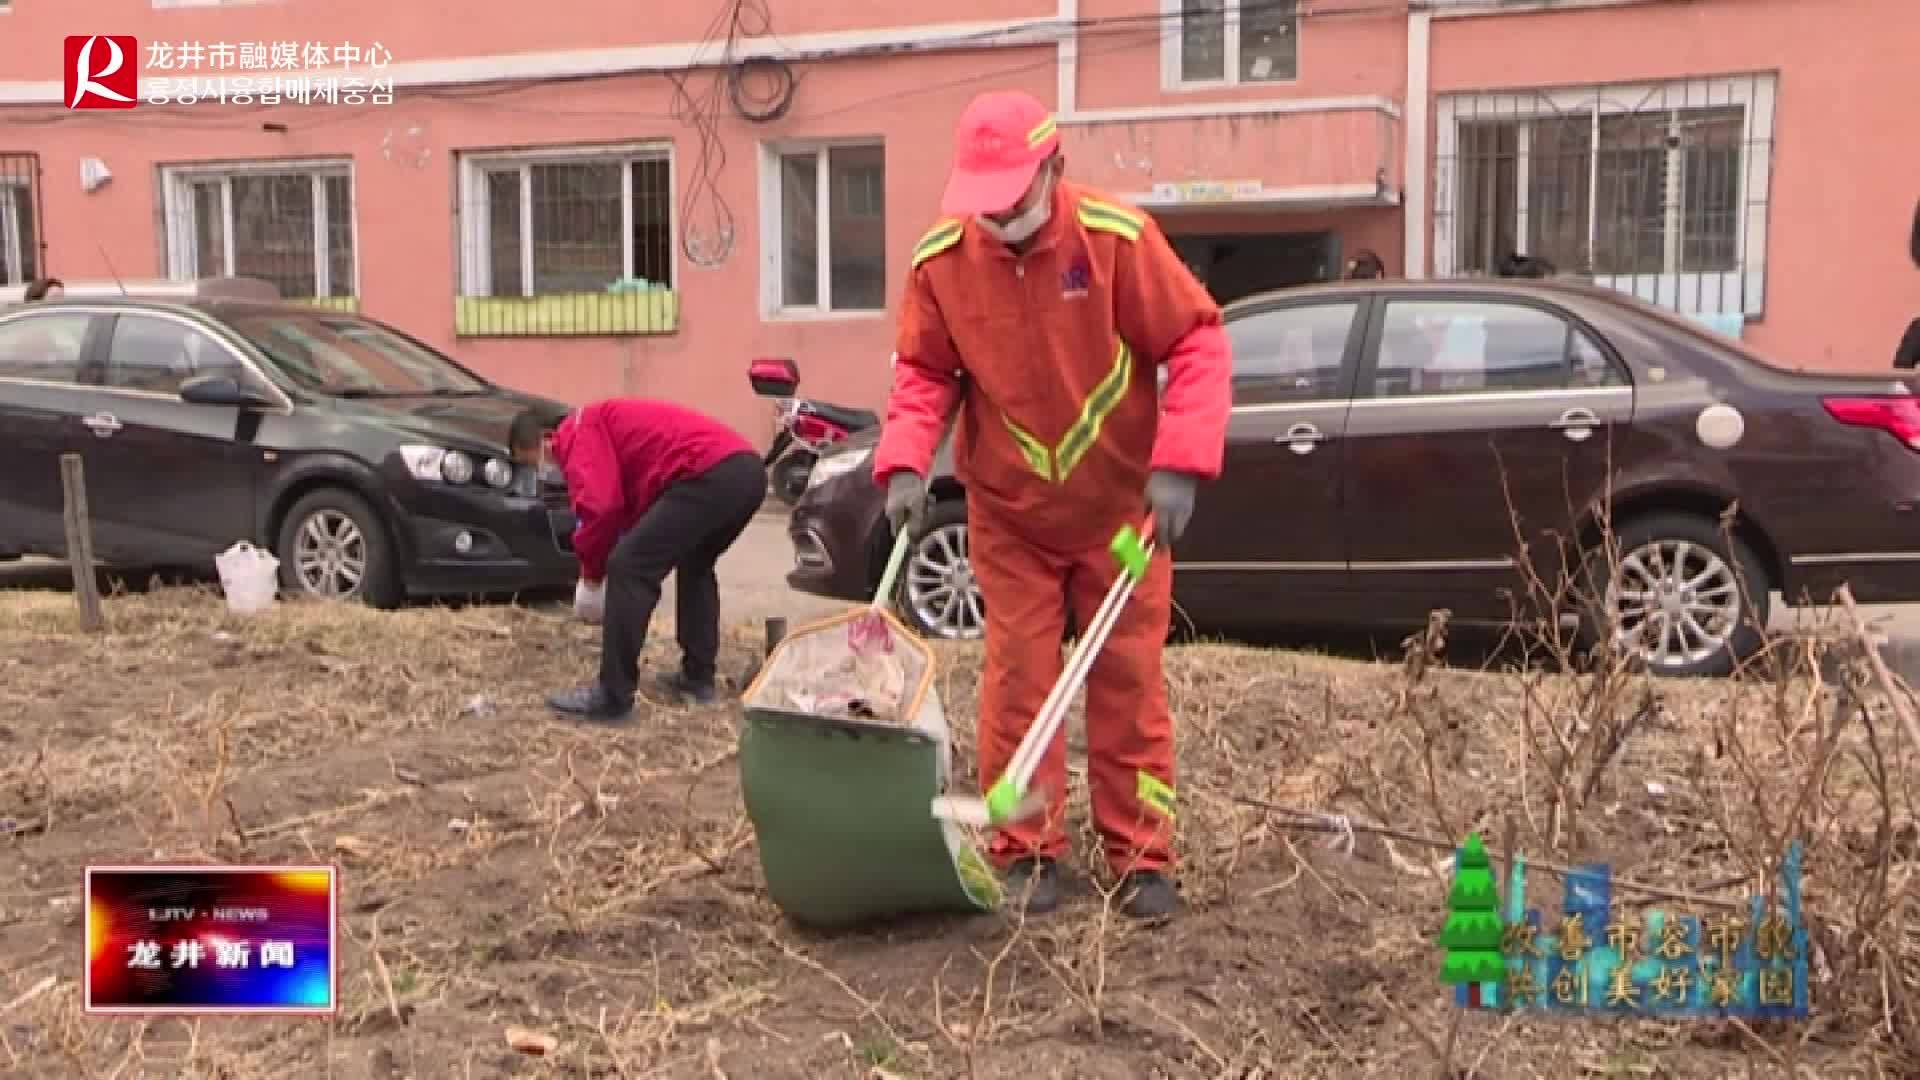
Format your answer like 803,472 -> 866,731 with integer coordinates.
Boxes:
214,541 -> 280,615
574,579 -> 606,625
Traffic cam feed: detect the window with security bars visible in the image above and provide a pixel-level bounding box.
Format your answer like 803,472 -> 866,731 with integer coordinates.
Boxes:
1435,74 -> 1774,317
457,146 -> 675,335
160,162 -> 356,305
1170,0 -> 1297,87
0,153 -> 42,287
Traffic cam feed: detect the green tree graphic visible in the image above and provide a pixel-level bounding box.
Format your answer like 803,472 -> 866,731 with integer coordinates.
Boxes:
1437,833 -> 1507,1003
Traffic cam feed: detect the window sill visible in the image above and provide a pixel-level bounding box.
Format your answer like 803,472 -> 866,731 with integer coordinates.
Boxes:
764,307 -> 887,324
297,296 -> 360,313
455,291 -> 679,337
1163,75 -> 1301,94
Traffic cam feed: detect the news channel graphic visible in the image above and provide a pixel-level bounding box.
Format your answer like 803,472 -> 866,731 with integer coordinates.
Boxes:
1436,833 -> 1810,1019
84,865 -> 337,1015
64,36 -> 395,111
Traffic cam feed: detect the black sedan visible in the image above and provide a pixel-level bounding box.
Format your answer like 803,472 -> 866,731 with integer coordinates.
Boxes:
789,277 -> 1920,677
0,280 -> 578,607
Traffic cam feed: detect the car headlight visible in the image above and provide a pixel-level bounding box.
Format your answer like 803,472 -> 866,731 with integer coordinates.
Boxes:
398,444 -> 491,486
441,451 -> 475,484
807,445 -> 873,490
483,458 -> 515,489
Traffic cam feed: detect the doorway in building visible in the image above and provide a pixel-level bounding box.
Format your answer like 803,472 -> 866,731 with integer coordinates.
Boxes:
1168,231 -> 1337,306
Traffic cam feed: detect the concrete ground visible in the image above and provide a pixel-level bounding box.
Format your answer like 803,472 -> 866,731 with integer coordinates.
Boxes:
6,510 -> 1919,677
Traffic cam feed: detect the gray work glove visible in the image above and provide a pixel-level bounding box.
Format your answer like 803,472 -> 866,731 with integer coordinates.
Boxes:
884,471 -> 930,536
1145,470 -> 1198,546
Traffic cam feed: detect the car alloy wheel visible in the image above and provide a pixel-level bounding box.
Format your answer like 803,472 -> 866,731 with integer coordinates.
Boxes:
292,509 -> 369,599
1606,538 -> 1744,671
904,521 -> 984,640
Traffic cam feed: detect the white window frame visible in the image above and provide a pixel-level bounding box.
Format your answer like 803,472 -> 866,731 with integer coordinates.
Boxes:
759,139 -> 888,320
0,178 -> 30,286
1434,73 -> 1776,317
1160,0 -> 1299,91
455,142 -> 675,299
160,158 -> 358,298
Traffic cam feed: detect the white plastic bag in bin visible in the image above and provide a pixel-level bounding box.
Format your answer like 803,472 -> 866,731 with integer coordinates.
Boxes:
214,541 -> 280,615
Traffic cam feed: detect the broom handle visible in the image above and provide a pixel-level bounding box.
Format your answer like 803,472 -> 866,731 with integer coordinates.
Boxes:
870,526 -> 913,613
1003,522 -> 1154,792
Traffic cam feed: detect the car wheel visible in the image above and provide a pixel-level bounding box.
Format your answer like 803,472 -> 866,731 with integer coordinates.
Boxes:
897,500 -> 984,641
1579,512 -> 1770,677
276,488 -> 402,610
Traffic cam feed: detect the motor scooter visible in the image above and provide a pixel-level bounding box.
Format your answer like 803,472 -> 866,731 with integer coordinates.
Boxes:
749,356 -> 880,506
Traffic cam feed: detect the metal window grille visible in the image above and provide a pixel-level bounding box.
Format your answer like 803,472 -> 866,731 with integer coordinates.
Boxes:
163,165 -> 356,302
458,150 -> 674,336
777,145 -> 886,313
1434,73 -> 1775,317
0,153 -> 44,287
1177,0 -> 1298,85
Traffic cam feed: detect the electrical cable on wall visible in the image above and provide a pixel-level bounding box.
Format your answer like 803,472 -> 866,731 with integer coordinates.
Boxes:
724,0 -> 799,123
665,0 -> 799,265
664,0 -> 744,267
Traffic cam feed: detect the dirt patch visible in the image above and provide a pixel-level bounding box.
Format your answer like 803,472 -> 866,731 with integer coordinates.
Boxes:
0,587 -> 1914,1078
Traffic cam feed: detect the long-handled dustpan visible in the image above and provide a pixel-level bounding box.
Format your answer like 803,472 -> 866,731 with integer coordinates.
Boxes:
737,527 -> 1002,928
931,519 -> 1155,829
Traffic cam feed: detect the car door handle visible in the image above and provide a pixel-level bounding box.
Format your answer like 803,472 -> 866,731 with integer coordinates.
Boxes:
1550,407 -> 1599,442
1275,422 -> 1325,455
81,413 -> 122,438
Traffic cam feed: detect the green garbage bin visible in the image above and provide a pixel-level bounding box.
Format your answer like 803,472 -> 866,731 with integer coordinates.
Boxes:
738,608 -> 1002,928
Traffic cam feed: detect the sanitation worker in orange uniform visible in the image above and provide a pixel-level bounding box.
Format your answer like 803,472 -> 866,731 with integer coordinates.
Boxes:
873,90 -> 1232,919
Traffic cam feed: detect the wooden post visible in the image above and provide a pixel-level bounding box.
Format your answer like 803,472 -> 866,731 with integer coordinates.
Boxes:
60,453 -> 104,632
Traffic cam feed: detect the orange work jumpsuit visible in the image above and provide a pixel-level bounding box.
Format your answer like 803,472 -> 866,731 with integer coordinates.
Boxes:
873,179 -> 1233,876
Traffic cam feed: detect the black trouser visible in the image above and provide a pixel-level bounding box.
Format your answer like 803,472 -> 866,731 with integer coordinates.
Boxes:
598,452 -> 766,701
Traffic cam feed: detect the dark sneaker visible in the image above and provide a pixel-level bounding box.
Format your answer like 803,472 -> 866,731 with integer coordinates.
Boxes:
652,671 -> 719,706
1118,871 -> 1179,920
545,685 -> 634,723
1002,857 -> 1062,916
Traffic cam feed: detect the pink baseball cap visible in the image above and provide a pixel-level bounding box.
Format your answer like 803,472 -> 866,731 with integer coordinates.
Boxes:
939,90 -> 1061,216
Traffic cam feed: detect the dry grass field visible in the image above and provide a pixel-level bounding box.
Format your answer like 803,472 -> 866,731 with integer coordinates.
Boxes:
0,584 -> 1915,1078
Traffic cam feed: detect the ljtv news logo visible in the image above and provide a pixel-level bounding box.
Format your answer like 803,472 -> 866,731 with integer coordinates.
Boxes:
64,36 -> 140,110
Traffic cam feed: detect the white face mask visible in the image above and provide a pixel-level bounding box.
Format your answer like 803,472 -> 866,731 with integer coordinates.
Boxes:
977,166 -> 1056,246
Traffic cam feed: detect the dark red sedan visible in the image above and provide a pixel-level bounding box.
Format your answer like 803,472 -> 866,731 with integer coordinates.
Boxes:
787,277 -> 1920,677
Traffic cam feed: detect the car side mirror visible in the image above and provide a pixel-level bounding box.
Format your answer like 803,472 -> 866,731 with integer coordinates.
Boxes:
179,373 -> 273,408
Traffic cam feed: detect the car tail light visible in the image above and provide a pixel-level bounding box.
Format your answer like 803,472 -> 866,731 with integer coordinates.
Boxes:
1822,396 -> 1920,450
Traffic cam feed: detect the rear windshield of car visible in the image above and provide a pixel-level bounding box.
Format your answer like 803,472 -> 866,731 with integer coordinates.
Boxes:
226,312 -> 490,396
1589,287 -> 1883,373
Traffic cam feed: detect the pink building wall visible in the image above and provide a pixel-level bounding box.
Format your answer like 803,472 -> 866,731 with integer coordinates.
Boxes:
1428,0 -> 1917,369
1,0 -> 1908,445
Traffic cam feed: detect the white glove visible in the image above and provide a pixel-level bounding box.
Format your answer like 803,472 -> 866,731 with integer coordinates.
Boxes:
573,579 -> 606,625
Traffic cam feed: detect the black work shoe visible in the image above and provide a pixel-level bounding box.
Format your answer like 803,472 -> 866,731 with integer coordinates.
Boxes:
652,671 -> 719,706
1118,871 -> 1180,920
1002,857 -> 1062,916
545,685 -> 634,723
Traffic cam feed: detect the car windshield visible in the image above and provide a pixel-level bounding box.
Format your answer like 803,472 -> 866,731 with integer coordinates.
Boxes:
226,311 -> 490,396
